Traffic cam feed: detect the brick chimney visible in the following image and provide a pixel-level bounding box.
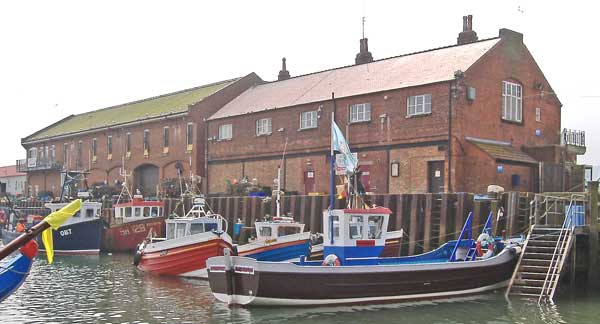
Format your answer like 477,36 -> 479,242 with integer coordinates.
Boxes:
457,15 -> 478,45
277,57 -> 290,81
355,38 -> 373,65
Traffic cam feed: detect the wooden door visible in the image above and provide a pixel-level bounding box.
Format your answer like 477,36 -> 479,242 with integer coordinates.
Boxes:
427,161 -> 445,193
304,170 -> 315,194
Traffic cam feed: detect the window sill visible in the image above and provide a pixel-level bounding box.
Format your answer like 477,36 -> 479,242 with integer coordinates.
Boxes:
256,133 -> 272,137
217,138 -> 232,142
349,120 -> 371,125
406,112 -> 432,119
298,126 -> 318,132
501,118 -> 523,126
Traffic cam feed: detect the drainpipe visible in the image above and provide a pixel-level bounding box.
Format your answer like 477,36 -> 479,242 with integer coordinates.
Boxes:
448,82 -> 453,193
203,118 -> 209,195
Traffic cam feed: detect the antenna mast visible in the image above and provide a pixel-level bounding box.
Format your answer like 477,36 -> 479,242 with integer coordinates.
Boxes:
116,156 -> 133,204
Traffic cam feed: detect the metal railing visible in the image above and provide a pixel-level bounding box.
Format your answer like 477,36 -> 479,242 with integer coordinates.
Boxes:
538,194 -> 585,303
562,128 -> 585,147
16,158 -> 62,172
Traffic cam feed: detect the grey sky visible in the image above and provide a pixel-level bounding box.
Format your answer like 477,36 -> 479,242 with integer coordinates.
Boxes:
1,0 -> 598,166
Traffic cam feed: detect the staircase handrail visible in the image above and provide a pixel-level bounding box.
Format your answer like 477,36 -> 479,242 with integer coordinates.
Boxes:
538,194 -> 583,303
505,223 -> 534,297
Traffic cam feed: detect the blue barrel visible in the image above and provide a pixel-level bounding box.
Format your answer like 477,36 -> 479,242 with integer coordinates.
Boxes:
234,223 -> 243,236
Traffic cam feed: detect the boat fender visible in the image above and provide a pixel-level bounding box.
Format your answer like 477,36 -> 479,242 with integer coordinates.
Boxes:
133,250 -> 142,266
322,254 -> 341,266
476,233 -> 494,257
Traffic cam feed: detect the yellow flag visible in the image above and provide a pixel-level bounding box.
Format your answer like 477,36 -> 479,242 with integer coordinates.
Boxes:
41,228 -> 54,264
46,199 -> 82,230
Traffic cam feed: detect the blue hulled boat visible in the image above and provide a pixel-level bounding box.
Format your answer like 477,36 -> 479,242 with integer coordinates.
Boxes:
43,201 -> 103,255
0,240 -> 38,302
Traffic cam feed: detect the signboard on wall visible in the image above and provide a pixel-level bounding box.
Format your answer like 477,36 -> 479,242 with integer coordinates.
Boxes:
335,153 -> 358,175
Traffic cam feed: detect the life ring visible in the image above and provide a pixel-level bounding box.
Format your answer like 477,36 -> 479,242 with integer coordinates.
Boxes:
322,254 -> 341,266
476,233 -> 494,258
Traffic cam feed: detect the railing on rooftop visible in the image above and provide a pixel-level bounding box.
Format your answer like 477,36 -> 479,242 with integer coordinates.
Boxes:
562,128 -> 586,147
16,158 -> 62,172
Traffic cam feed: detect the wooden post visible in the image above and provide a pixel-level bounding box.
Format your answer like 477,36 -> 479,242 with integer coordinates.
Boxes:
309,196 -> 318,233
491,197 -> 499,236
588,181 -> 599,287
395,194 -> 404,233
455,193 -> 466,239
439,194 -> 449,243
473,200 -> 482,233
408,195 -> 419,256
241,197 -> 249,226
300,196 -> 308,225
423,194 -> 433,252
250,197 -> 258,225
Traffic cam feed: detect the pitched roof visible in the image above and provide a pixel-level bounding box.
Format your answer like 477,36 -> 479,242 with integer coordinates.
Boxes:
0,165 -> 25,178
467,137 -> 538,165
25,78 -> 240,142
209,38 -> 500,120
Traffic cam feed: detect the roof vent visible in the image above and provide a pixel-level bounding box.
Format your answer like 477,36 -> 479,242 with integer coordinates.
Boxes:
277,57 -> 291,81
457,15 -> 478,45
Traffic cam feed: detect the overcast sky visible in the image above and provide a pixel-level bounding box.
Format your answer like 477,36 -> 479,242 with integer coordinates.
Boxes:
1,0 -> 598,167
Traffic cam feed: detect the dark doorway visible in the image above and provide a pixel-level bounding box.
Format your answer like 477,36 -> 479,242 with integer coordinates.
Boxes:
134,164 -> 159,197
304,170 -> 315,194
427,161 -> 445,193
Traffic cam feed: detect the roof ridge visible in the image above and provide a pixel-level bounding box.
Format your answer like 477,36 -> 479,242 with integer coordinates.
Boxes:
71,77 -> 240,118
263,37 -> 501,84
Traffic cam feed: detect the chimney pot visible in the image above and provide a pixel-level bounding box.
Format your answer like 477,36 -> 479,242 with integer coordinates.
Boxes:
277,57 -> 290,81
457,14 -> 478,45
355,38 -> 373,65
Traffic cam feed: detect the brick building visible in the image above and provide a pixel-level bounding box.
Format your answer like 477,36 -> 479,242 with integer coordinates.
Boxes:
19,73 -> 262,197
205,17 -> 585,195
0,165 -> 26,197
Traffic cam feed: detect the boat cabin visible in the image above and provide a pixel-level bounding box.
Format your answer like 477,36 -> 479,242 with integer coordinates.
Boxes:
45,201 -> 103,227
253,216 -> 305,242
113,195 -> 164,224
164,196 -> 225,240
322,208 -> 392,263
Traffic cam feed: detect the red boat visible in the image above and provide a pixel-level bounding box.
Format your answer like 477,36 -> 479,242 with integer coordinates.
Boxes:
134,196 -> 232,278
102,194 -> 166,253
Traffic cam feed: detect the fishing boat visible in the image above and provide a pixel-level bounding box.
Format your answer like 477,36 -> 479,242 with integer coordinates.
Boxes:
206,119 -> 522,306
44,199 -> 103,255
102,168 -> 165,252
0,240 -> 38,302
207,209 -> 521,306
134,196 -> 233,278
236,216 -> 311,261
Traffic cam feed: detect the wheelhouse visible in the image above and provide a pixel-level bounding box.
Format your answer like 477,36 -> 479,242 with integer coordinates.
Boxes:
254,216 -> 305,241
163,196 -> 225,240
113,195 -> 164,223
45,201 -> 103,226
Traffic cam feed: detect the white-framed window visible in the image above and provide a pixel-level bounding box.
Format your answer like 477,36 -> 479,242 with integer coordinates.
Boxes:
256,118 -> 272,136
107,136 -> 113,156
126,132 -> 132,154
535,107 -> 541,122
349,103 -> 371,123
300,111 -> 317,129
502,81 -> 522,122
91,138 -> 97,158
407,94 -> 432,116
218,124 -> 233,140
186,123 -> 194,146
50,145 -> 56,160
163,127 -> 169,148
143,130 -> 149,153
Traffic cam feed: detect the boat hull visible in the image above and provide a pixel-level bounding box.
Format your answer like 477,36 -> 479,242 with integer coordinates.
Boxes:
0,243 -> 36,302
41,219 -> 103,255
137,231 -> 233,278
102,218 -> 164,253
207,247 -> 519,306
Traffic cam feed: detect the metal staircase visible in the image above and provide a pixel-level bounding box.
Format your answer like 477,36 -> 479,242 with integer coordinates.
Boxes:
506,194 -> 586,302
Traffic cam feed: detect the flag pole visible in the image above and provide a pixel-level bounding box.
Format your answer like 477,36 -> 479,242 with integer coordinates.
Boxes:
329,92 -> 336,245
330,92 -> 336,210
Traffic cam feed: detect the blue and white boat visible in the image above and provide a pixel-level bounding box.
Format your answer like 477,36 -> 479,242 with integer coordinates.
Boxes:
0,240 -> 38,302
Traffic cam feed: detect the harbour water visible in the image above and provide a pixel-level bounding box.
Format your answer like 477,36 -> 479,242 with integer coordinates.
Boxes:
1,253 -> 599,324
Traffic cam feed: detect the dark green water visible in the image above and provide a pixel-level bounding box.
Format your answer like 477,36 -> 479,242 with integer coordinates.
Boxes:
1,253 -> 599,324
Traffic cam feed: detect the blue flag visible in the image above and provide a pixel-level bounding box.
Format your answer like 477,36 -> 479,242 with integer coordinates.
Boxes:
331,121 -> 357,174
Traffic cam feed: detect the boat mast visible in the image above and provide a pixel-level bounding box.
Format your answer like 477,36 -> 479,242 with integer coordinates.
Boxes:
276,137 -> 288,218
116,156 -> 133,204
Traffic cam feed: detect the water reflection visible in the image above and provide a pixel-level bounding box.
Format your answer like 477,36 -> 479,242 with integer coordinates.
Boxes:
1,253 -> 599,324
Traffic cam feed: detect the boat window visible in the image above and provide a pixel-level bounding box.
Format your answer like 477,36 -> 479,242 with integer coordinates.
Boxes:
190,223 -> 205,235
167,223 -> 175,239
85,209 -> 95,218
125,207 -> 132,217
176,223 -> 187,238
73,211 -> 80,218
134,208 -> 141,218
348,215 -> 364,239
205,223 -> 217,231
115,208 -> 121,218
259,226 -> 272,237
368,216 -> 384,239
329,216 -> 339,239
143,207 -> 150,217
277,226 -> 300,236
151,207 -> 158,217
